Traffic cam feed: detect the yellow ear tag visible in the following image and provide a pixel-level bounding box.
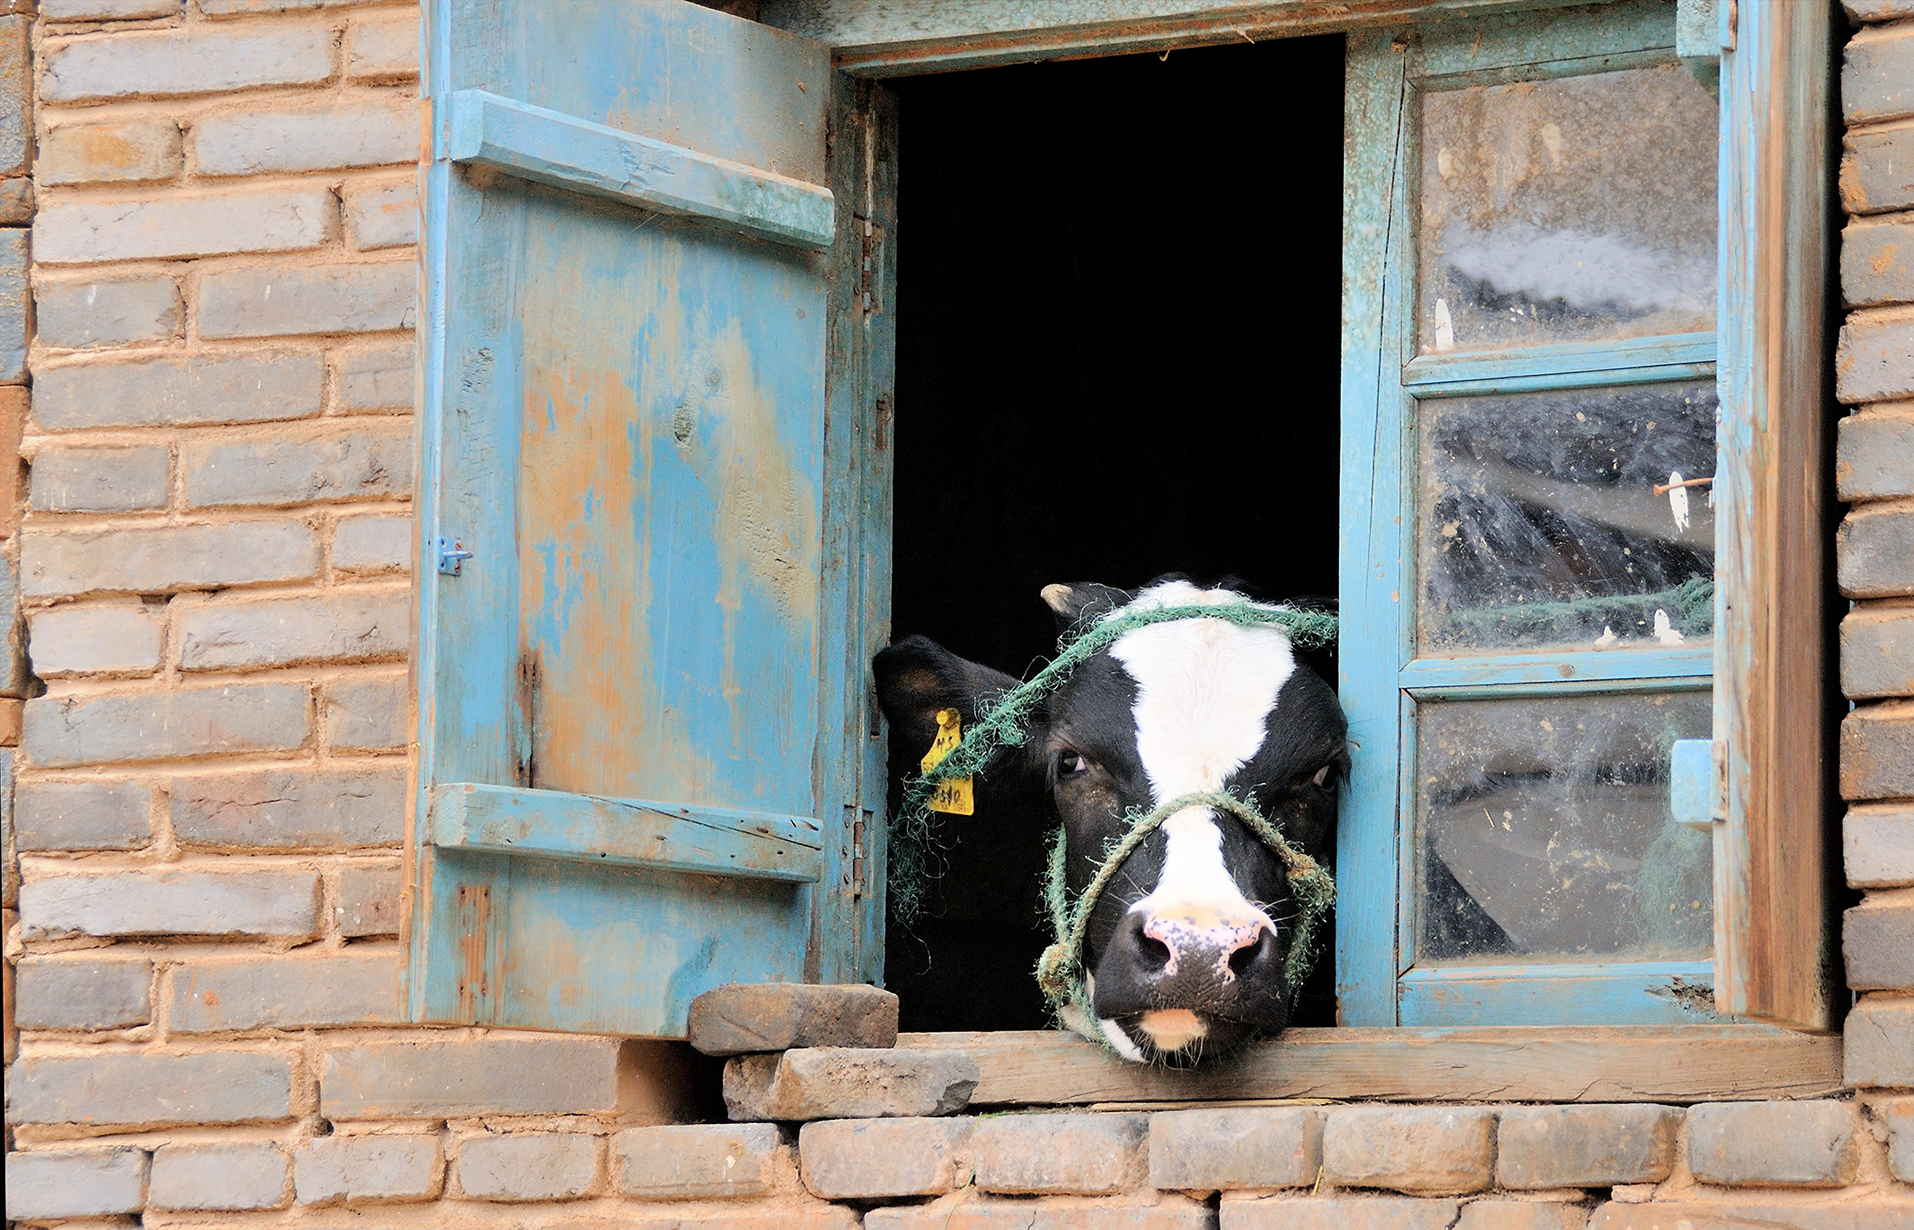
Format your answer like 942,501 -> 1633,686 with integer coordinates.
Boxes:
920,708 -> 974,816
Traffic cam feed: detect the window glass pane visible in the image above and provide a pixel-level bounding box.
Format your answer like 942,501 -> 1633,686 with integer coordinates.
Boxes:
1418,65 -> 1718,354
1416,690 -> 1713,965
1418,381 -> 1716,653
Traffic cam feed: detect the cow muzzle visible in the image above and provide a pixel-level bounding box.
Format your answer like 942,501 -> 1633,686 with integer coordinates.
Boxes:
1091,901 -> 1289,1055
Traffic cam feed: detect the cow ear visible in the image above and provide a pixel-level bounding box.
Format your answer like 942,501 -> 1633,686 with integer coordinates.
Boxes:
1040,581 -> 1132,635
873,635 -> 1024,762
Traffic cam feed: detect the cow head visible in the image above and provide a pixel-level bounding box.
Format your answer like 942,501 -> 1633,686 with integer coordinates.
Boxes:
875,578 -> 1347,1064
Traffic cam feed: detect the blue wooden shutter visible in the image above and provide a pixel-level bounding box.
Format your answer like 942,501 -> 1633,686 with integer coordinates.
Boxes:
409,0 -> 894,1036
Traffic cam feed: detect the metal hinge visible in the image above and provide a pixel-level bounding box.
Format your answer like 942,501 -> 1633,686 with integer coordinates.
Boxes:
437,537 -> 474,576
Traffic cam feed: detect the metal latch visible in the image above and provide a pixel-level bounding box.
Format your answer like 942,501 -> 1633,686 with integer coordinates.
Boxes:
437,537 -> 474,576
1670,738 -> 1725,832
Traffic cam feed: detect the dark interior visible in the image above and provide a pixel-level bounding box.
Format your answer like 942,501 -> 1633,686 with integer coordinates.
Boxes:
885,36 -> 1348,1033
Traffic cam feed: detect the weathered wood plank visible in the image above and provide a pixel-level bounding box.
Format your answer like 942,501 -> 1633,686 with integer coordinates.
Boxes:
1401,333 -> 1716,391
897,1026 -> 1843,1105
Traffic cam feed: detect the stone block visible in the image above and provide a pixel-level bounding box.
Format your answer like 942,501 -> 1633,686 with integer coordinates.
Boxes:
1842,701 -> 1914,800
172,764 -> 404,848
325,672 -> 407,750
801,1116 -> 971,1199
0,15 -> 24,178
873,1203 -> 1215,1230
724,1047 -> 978,1122
197,98 -> 420,177
42,0 -> 180,16
1321,1106 -> 1495,1195
4,1147 -> 148,1218
24,521 -> 320,598
345,176 -> 419,249
1841,606 -> 1914,698
322,1035 -> 626,1118
334,512 -> 412,573
24,681 -> 312,766
1848,898 -> 1914,988
337,859 -> 401,935
1220,1196 -> 1461,1230
29,604 -> 164,675
1844,125 -> 1914,216
1848,0 -> 1914,19
198,262 -> 417,338
30,444 -> 170,513
170,949 -> 401,1031
39,118 -> 181,186
1496,1104 -> 1679,1189
0,227 -> 23,384
335,338 -> 415,411
458,1132 -> 598,1201
1149,1107 -> 1324,1192
9,1049 -> 293,1125
348,9 -> 419,79
1843,221 -> 1914,311
1838,313 -> 1914,405
35,276 -> 181,349
14,953 -> 151,1028
183,423 -> 413,508
1847,994 -> 1914,1086
0,175 -> 29,223
42,24 -> 335,102
1884,1098 -> 1914,1181
1590,1204 -> 1914,1230
1458,1203 -> 1588,1230
35,351 -> 323,431
179,588 -> 409,671
1686,1100 -> 1857,1186
971,1112 -> 1146,1195
15,777 -> 151,849
1850,807 -> 1914,887
35,187 -> 334,264
689,981 -> 900,1055
22,866 -> 321,938
1846,24 -> 1914,125
1837,501 -> 1914,596
149,1141 -> 288,1210
294,1133 -> 441,1204
1839,411 -> 1914,502
615,1122 -> 783,1200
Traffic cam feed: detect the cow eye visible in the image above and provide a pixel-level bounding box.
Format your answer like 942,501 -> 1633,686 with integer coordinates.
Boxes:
1057,751 -> 1091,779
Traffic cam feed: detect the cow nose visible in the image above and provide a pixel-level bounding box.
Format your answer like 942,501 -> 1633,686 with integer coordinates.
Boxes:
1095,902 -> 1280,1020
1140,906 -> 1273,983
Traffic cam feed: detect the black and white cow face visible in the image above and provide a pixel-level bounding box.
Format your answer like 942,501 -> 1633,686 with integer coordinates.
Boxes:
875,578 -> 1348,1065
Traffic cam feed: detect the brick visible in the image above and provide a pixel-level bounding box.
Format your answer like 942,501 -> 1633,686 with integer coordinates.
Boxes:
1458,1203 -> 1588,1230
171,949 -> 400,1031
1149,1107 -> 1323,1192
35,187 -> 333,264
322,1035 -> 626,1118
35,351 -> 322,430
42,0 -> 181,16
725,1047 -> 979,1122
1590,1204 -> 1914,1230
30,443 -> 170,512
802,1117 -> 971,1199
1220,1196 -> 1460,1230
337,858 -> 400,935
458,1132 -> 598,1201
345,177 -> 419,249
184,423 -> 413,508
336,337 -> 415,411
1843,221 -> 1914,310
14,953 -> 151,1028
22,866 -> 321,937
15,777 -> 151,849
36,276 -> 180,349
24,521 -> 320,598
1321,1106 -> 1495,1196
1839,505 -> 1914,599
1842,701 -> 1914,799
334,512 -> 411,573
691,982 -> 900,1056
1839,314 -> 1914,405
1845,125 -> 1914,216
325,672 -> 406,751
1847,25 -> 1914,125
1849,807 -> 1914,887
1495,1105 -> 1677,1189
9,1049 -> 293,1125
42,24 -> 334,102
1839,411 -> 1914,502
199,262 -> 417,338
29,604 -> 164,675
180,589 -> 408,671
615,1122 -> 782,1199
347,9 -> 419,79
1849,0 -> 1914,19
203,0 -> 401,12
1847,994 -> 1914,1086
0,227 -> 22,384
0,15 -> 24,178
873,1203 -> 1215,1230
150,1141 -> 288,1211
1847,897 -> 1914,988
39,118 -> 181,185
0,174 -> 32,223
1686,1100 -> 1858,1186
1841,606 -> 1914,698
1886,1098 -> 1914,1181
4,1147 -> 148,1218
971,1113 -> 1145,1195
24,681 -> 312,766
197,97 -> 418,177
294,1133 -> 442,1204
0,385 -> 22,531
173,764 -> 404,848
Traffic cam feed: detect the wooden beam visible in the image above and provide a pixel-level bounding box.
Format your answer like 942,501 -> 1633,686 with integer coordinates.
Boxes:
897,1026 -> 1843,1104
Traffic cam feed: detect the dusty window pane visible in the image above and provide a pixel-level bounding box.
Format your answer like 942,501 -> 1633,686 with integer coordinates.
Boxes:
1418,381 -> 1716,653
1416,691 -> 1713,965
1418,65 -> 1718,354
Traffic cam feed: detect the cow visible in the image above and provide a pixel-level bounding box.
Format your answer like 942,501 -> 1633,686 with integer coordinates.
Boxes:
875,577 -> 1349,1065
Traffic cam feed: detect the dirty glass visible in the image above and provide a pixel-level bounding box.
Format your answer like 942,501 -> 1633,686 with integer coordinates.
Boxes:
1415,690 -> 1713,964
1418,64 -> 1718,354
1417,381 -> 1716,653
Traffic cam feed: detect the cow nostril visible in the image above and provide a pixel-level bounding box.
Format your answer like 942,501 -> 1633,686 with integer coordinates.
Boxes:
1229,929 -> 1271,978
1137,932 -> 1173,972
